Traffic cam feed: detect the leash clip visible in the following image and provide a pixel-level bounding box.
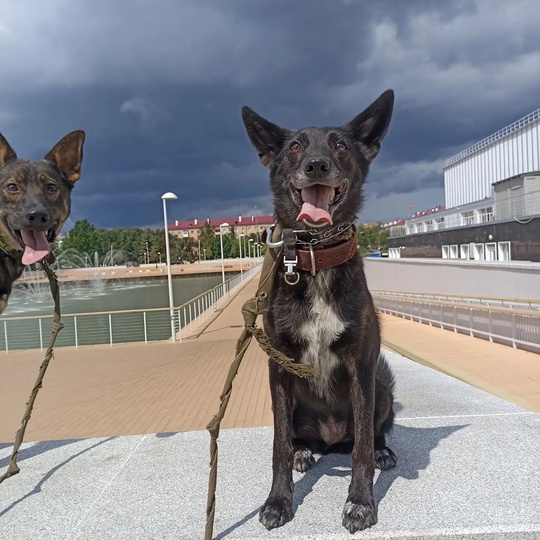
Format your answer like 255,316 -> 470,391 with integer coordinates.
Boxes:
265,224 -> 284,248
283,256 -> 300,285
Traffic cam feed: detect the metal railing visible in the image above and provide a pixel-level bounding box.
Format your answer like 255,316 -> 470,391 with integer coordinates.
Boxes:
445,107 -> 540,166
373,290 -> 540,353
0,265 -> 261,353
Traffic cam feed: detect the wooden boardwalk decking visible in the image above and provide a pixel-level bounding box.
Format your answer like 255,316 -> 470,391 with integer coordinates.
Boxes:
1,273 -> 539,443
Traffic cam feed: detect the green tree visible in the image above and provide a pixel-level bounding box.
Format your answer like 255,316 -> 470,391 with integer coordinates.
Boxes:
61,219 -> 100,255
199,222 -> 215,260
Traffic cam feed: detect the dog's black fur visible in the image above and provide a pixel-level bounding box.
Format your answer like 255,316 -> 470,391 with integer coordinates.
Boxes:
0,131 -> 85,314
242,90 -> 397,533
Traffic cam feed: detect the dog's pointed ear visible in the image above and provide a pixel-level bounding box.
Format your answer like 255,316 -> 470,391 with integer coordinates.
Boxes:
44,130 -> 85,183
241,106 -> 289,167
0,133 -> 17,168
345,89 -> 394,161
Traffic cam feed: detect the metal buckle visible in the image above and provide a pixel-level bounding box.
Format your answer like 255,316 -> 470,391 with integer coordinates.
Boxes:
265,224 -> 284,248
308,244 -> 316,276
283,256 -> 300,285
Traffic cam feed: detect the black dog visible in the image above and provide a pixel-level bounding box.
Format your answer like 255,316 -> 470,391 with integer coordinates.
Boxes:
242,90 -> 397,533
0,131 -> 85,314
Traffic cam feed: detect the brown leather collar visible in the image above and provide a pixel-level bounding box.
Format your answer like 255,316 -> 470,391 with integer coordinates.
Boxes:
295,237 -> 357,273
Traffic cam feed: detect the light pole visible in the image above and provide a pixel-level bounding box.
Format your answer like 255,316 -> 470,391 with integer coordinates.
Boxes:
203,248 -> 206,261
219,223 -> 230,296
162,192 -> 178,341
145,242 -> 150,265
249,238 -> 254,259
158,251 -> 161,264
239,233 -> 245,275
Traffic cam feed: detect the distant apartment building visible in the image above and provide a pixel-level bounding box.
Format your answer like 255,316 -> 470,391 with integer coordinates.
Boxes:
386,107 -> 540,262
168,214 -> 274,240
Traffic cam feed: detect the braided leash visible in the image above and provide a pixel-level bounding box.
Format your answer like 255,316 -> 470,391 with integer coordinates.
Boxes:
204,225 -> 316,540
0,261 -> 63,484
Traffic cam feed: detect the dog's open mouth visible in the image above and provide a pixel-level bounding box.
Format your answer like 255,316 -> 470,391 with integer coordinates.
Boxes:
296,182 -> 347,227
6,223 -> 57,265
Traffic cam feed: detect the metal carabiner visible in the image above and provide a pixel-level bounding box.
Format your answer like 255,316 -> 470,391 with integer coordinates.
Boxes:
265,224 -> 284,248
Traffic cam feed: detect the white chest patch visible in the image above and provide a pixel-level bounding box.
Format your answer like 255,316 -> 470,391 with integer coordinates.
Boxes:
296,272 -> 346,400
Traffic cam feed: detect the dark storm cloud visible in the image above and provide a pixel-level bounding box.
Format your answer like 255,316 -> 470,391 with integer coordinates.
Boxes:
1,0 -> 539,227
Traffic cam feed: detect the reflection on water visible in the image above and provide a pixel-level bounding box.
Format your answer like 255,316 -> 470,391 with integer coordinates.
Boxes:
5,274 -> 225,317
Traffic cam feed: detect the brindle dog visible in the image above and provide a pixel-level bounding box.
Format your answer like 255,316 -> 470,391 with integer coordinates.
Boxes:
241,90 -> 397,533
0,131 -> 85,315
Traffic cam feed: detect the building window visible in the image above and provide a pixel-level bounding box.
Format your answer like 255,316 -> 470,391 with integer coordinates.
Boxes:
442,245 -> 450,259
478,207 -> 493,223
425,220 -> 434,232
435,217 -> 445,230
485,242 -> 497,261
407,223 -> 415,235
449,244 -> 458,259
183,230 -> 189,238
498,241 -> 511,261
461,211 -> 474,226
460,244 -> 470,259
473,243 -> 485,261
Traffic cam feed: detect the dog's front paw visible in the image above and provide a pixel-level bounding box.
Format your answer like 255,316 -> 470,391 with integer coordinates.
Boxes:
375,446 -> 397,470
342,499 -> 377,533
293,448 -> 315,473
259,497 -> 293,530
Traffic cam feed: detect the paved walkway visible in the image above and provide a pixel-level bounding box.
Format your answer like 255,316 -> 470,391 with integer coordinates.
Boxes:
2,273 -> 539,443
1,272 -> 539,539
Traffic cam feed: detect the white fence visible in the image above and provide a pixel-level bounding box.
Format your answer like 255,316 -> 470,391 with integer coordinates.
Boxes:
0,266 -> 260,353
373,290 -> 540,353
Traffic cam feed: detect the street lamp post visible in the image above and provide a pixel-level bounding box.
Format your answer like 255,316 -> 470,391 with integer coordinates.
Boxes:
239,233 -> 245,275
249,238 -> 254,259
219,223 -> 230,297
162,192 -> 178,341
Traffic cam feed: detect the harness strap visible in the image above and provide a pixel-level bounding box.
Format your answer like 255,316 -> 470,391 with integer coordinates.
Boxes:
0,261 -> 63,484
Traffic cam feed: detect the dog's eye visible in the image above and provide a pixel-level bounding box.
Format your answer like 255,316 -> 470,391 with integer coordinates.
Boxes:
46,183 -> 58,193
289,141 -> 302,153
335,141 -> 348,152
5,183 -> 19,193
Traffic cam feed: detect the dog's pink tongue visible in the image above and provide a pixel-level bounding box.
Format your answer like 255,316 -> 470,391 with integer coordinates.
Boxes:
297,185 -> 333,225
20,230 -> 50,265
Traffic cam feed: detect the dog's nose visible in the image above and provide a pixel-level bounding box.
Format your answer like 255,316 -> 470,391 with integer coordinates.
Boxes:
304,157 -> 331,176
26,210 -> 50,225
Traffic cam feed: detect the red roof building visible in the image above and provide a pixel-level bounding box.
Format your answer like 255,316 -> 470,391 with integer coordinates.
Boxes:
168,214 -> 275,240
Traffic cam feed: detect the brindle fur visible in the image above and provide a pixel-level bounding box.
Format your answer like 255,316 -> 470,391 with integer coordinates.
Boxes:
0,131 -> 85,314
242,90 -> 397,533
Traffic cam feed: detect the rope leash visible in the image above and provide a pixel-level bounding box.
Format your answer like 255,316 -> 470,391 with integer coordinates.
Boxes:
0,261 -> 63,484
204,225 -> 316,540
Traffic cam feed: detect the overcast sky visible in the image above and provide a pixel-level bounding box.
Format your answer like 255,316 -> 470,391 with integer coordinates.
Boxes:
1,0 -> 539,229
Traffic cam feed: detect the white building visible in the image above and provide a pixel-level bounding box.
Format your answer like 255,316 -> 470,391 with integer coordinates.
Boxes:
444,108 -> 540,209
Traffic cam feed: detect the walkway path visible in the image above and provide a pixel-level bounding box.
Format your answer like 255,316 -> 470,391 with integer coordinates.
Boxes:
2,273 -> 539,443
1,272 -> 539,540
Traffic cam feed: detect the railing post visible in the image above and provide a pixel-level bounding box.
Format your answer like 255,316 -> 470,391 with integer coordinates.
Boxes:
180,308 -> 182,342
488,310 -> 493,343
4,320 -> 8,353
511,312 -> 517,348
183,307 -> 187,339
143,311 -> 148,344
109,314 -> 113,346
469,308 -> 473,337
74,316 -> 79,349
39,318 -> 43,351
